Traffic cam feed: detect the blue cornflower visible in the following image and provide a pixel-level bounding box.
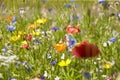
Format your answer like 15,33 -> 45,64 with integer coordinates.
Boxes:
6,25 -> 16,32
34,39 -> 42,44
51,27 -> 60,31
11,16 -> 16,25
98,0 -> 106,4
68,37 -> 76,48
84,72 -> 90,80
109,37 -> 116,42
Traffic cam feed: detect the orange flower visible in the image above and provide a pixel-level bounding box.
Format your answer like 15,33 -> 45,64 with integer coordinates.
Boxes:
54,43 -> 66,52
66,25 -> 80,34
6,15 -> 13,22
27,24 -> 36,30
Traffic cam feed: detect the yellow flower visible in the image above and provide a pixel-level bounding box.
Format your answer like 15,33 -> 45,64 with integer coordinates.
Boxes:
54,43 -> 66,52
27,24 -> 36,30
18,31 -> 25,36
21,41 -> 27,45
32,31 -> 40,36
10,36 -> 20,41
35,18 -> 46,25
58,59 -> 71,67
103,64 -> 112,69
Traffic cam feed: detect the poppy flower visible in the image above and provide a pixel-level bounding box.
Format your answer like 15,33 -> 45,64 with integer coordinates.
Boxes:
21,41 -> 29,49
54,43 -> 66,52
66,25 -> 80,34
22,44 -> 29,49
72,41 -> 100,58
24,34 -> 33,40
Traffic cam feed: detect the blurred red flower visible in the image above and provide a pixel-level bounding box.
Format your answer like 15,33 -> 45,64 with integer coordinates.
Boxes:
24,34 -> 33,40
72,41 -> 100,58
66,25 -> 80,34
22,44 -> 29,49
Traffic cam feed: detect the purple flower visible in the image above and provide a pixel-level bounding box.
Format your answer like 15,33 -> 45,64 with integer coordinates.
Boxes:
84,72 -> 90,80
41,76 -> 45,80
50,61 -> 56,65
6,25 -> 16,32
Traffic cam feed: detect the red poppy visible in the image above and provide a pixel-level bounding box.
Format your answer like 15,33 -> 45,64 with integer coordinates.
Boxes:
72,41 -> 100,58
24,34 -> 33,40
22,44 -> 29,48
66,25 -> 80,34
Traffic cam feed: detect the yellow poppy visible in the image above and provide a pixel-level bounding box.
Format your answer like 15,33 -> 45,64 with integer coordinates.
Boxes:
31,31 -> 40,36
58,59 -> 71,67
18,31 -> 25,36
35,18 -> 46,25
10,36 -> 20,41
103,64 -> 112,69
54,43 -> 66,52
27,24 -> 36,30
21,41 -> 27,45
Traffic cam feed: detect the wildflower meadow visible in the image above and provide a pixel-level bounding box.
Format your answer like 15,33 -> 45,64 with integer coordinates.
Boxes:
0,0 -> 120,80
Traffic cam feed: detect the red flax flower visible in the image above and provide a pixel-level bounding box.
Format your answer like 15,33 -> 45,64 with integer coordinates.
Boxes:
72,41 -> 100,58
66,25 -> 80,34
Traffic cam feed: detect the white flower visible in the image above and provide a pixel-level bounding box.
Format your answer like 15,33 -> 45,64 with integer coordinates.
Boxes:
61,53 -> 65,60
44,71 -> 48,77
103,42 -> 107,47
54,76 -> 60,80
0,73 -> 3,79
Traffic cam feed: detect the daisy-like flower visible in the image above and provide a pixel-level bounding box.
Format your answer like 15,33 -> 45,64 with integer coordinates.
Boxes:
58,59 -> 71,67
72,41 -> 100,58
54,43 -> 66,52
